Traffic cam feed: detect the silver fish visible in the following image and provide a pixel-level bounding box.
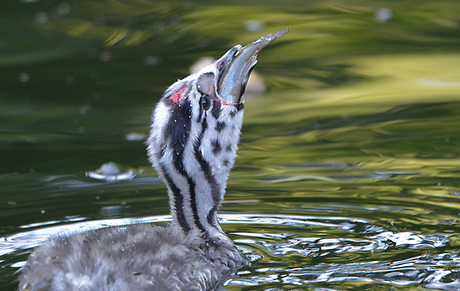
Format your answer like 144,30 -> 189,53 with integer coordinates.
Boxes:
217,29 -> 289,104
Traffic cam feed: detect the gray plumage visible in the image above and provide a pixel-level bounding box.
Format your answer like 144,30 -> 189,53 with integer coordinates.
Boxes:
19,225 -> 243,290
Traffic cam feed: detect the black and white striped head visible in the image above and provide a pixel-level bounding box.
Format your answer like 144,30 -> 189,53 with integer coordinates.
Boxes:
147,30 -> 287,236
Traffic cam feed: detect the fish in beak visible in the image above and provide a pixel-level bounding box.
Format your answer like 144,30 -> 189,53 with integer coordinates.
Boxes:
215,29 -> 289,105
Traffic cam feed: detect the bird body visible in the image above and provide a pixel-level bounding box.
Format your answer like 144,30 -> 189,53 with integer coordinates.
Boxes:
21,224 -> 243,290
18,29 -> 287,291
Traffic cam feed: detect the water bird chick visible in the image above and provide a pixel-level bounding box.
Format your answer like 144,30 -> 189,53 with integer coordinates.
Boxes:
18,29 -> 288,291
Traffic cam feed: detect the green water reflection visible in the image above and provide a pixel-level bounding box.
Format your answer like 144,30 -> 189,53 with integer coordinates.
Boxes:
1,0 -> 460,290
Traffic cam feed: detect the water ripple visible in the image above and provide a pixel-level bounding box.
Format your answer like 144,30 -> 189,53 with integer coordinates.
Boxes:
2,214 -> 458,289
231,254 -> 460,290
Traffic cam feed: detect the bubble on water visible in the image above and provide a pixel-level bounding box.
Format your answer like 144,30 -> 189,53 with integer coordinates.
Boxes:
245,20 -> 265,32
376,8 -> 392,23
99,51 -> 113,62
143,55 -> 161,66
19,72 -> 30,83
80,103 -> 91,114
86,162 -> 136,182
34,12 -> 48,24
125,132 -> 146,141
53,3 -> 71,17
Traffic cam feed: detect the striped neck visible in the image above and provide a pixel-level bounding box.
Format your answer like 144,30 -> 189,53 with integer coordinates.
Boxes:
147,75 -> 244,237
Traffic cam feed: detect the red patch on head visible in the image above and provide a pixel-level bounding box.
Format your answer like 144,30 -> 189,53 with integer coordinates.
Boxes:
169,86 -> 186,104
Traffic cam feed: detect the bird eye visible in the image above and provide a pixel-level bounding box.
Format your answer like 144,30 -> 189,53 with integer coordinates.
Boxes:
201,95 -> 211,111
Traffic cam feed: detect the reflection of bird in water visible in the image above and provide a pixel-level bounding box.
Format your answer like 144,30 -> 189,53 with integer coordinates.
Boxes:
18,29 -> 288,291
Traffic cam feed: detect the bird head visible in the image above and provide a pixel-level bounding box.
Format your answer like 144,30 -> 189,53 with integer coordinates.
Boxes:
147,30 -> 288,234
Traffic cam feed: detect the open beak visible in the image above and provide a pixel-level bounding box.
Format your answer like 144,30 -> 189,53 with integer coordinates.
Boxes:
215,29 -> 289,105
